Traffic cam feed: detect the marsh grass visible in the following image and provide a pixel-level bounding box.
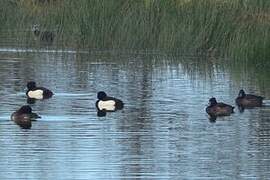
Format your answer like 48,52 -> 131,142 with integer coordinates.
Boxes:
0,0 -> 269,64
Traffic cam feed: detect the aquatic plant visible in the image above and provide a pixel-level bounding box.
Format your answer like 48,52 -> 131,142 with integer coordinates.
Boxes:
0,0 -> 269,64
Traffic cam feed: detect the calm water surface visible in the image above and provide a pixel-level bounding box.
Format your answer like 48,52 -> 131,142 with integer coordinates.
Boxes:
0,48 -> 270,179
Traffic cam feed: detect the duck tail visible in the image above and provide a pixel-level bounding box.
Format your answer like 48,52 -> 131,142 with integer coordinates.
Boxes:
116,100 -> 124,110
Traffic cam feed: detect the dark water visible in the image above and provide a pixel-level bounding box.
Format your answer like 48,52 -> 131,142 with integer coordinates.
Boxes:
0,47 -> 270,179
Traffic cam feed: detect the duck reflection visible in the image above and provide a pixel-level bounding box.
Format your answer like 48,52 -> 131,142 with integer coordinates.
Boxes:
208,115 -> 217,123
97,109 -> 108,117
27,98 -> 37,104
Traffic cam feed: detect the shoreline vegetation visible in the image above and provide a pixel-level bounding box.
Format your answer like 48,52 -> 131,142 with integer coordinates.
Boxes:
0,0 -> 269,64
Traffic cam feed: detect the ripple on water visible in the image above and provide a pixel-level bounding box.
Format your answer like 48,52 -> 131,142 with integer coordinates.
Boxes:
0,50 -> 270,179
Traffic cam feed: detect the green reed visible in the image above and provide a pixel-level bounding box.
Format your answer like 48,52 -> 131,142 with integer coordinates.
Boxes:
1,0 -> 269,64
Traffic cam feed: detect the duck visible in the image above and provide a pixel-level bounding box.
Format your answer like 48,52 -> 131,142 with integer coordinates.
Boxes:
11,105 -> 41,129
32,24 -> 55,44
95,91 -> 124,113
206,97 -> 234,118
235,89 -> 264,107
26,81 -> 54,100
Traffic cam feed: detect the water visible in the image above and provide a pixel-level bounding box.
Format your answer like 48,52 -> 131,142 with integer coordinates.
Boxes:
0,48 -> 270,179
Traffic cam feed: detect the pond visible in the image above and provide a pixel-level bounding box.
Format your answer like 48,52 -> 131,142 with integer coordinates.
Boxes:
0,47 -> 270,179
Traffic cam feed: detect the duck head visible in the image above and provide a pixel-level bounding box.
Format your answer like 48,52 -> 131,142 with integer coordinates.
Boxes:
97,91 -> 107,100
208,97 -> 217,106
238,89 -> 246,98
27,81 -> 37,90
18,105 -> 32,114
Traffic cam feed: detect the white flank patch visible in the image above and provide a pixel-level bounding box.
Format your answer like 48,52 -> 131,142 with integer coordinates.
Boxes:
28,90 -> 43,99
98,100 -> 116,111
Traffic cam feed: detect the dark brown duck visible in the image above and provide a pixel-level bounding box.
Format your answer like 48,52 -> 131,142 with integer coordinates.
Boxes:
235,89 -> 264,107
206,97 -> 234,117
11,105 -> 41,129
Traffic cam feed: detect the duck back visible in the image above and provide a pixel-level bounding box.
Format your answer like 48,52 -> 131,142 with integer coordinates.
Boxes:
206,103 -> 234,117
11,112 -> 32,129
236,94 -> 263,107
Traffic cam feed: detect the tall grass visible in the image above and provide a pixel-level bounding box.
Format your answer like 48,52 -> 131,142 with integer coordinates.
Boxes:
0,0 -> 269,63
